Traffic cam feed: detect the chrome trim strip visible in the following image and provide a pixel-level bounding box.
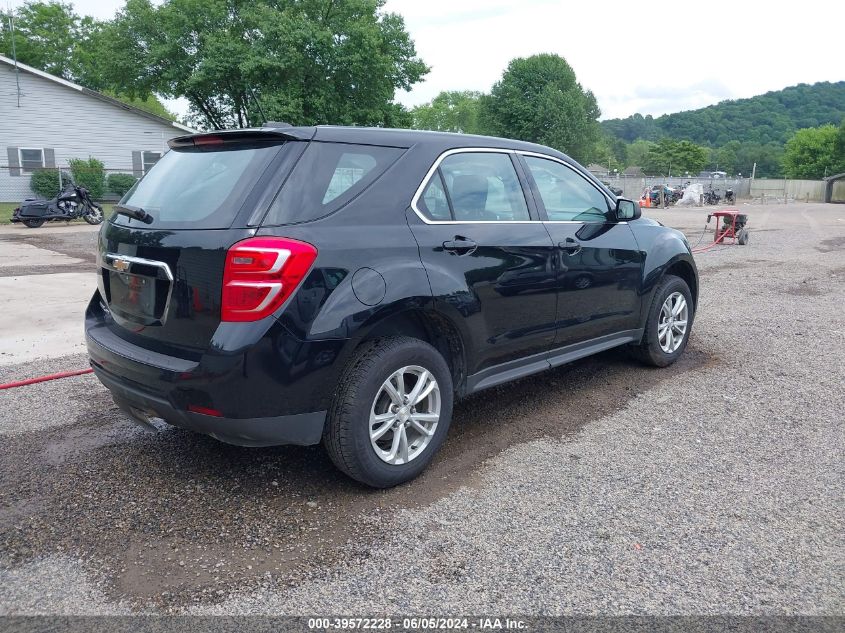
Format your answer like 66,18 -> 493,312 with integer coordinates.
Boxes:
101,252 -> 175,325
410,148 -> 521,226
409,147 -> 615,226
103,253 -> 174,281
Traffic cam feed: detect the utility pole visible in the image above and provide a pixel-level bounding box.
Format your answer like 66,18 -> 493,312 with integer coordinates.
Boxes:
8,9 -> 21,107
750,161 -> 757,199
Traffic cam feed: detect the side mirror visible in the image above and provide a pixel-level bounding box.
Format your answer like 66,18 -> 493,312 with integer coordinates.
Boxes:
616,198 -> 641,221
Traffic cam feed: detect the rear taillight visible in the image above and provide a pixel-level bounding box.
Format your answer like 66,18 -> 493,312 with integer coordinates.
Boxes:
221,237 -> 317,322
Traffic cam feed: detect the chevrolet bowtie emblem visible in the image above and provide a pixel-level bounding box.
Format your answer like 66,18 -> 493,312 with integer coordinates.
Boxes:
112,258 -> 131,272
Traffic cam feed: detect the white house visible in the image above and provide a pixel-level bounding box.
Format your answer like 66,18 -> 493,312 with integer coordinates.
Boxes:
0,54 -> 194,202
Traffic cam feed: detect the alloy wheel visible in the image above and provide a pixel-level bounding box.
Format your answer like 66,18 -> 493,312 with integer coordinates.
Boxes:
369,365 -> 440,465
658,291 -> 688,353
86,206 -> 104,223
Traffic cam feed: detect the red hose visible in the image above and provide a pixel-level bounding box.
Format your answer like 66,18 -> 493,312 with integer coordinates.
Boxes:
691,223 -> 734,253
0,368 -> 93,390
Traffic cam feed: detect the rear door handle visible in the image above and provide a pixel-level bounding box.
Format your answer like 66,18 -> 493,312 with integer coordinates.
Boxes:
443,236 -> 478,255
558,237 -> 582,256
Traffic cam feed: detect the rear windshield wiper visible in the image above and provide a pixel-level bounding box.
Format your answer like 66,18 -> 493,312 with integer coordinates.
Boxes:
114,203 -> 154,224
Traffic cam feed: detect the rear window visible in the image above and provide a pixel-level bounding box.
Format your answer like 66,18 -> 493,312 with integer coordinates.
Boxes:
113,142 -> 285,229
262,142 -> 404,226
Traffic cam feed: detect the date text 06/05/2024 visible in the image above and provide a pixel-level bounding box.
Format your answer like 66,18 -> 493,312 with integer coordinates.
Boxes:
307,617 -> 528,630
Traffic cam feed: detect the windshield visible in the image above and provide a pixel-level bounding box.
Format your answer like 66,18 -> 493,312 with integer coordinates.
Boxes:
114,142 -> 285,229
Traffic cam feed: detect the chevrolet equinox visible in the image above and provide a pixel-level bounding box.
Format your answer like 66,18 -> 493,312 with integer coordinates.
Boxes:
86,125 -> 698,488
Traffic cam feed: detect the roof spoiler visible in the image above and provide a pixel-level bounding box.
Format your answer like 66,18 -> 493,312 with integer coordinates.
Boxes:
168,127 -> 314,149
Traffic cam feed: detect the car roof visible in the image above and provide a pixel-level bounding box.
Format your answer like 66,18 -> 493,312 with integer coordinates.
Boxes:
169,124 -> 616,198
186,124 -> 577,164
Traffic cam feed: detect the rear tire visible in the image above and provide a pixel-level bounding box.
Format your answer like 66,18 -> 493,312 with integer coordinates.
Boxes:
22,218 -> 45,228
324,336 -> 453,488
629,274 -> 694,367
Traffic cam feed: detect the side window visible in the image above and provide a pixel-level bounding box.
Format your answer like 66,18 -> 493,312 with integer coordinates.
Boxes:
424,152 -> 528,222
523,156 -> 609,222
322,152 -> 377,204
417,171 -> 452,221
264,142 -> 404,225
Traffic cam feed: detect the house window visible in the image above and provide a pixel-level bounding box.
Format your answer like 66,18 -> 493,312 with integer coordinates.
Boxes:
20,149 -> 45,172
142,151 -> 161,174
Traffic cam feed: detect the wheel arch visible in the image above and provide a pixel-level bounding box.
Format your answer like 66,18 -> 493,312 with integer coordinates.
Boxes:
664,258 -> 698,310
347,308 -> 467,394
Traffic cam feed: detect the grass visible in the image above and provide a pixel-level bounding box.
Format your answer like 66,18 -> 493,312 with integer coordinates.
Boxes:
0,202 -> 114,225
0,202 -> 17,224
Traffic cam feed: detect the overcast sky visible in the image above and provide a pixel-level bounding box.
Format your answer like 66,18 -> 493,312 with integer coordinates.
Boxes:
18,0 -> 845,120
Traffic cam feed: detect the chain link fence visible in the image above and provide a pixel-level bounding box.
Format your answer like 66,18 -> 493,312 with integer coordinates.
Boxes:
1,164 -> 140,203
2,165 -> 833,207
596,175 -> 751,203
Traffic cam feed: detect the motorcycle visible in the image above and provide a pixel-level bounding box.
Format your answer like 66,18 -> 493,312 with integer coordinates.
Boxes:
702,186 -> 721,205
725,188 -> 735,204
649,185 -> 680,207
12,183 -> 104,229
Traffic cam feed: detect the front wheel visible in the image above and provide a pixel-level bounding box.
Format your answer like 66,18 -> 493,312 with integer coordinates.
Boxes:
324,337 -> 453,488
630,274 -> 694,367
83,205 -> 104,225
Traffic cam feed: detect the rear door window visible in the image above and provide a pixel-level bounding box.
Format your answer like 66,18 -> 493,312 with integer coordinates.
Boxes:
416,152 -> 530,222
263,142 -> 404,226
114,142 -> 287,229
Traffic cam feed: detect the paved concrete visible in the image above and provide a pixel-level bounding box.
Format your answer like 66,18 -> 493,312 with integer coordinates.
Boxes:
0,223 -> 100,236
0,241 -> 84,269
0,272 -> 96,366
0,222 -> 97,366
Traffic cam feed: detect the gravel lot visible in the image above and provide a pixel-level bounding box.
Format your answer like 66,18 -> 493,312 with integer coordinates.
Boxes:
0,203 -> 843,616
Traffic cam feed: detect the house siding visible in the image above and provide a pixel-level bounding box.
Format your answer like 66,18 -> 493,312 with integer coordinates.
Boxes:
0,62 -> 188,201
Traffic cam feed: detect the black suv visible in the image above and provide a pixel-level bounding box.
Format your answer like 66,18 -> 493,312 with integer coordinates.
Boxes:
86,126 -> 697,488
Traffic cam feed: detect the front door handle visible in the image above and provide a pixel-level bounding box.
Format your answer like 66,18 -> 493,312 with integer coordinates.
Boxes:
559,237 -> 582,256
443,236 -> 478,255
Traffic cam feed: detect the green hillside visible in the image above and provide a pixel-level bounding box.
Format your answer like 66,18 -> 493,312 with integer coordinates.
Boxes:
602,82 -> 845,147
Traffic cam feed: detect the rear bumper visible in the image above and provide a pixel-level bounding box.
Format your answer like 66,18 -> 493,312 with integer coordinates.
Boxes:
85,293 -> 338,447
93,362 -> 324,447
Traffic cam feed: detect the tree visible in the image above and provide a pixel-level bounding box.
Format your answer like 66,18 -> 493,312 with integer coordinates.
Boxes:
103,90 -> 177,121
642,139 -> 708,176
94,0 -> 428,130
107,173 -> 138,197
592,134 -> 627,172
710,140 -> 742,174
410,91 -> 485,134
783,125 -> 840,179
602,82 -> 845,147
833,119 -> 845,175
0,1 -> 96,80
735,142 -> 783,178
0,2 -> 177,122
69,157 -> 105,199
481,54 -> 601,163
625,139 -> 656,168
602,113 -> 660,143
